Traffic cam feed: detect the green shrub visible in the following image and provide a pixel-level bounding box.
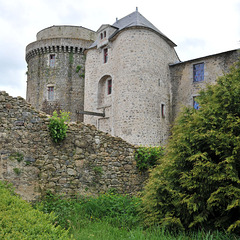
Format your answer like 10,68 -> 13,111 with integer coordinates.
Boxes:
36,191 -> 78,229
49,111 -> 70,143
141,61 -> 240,234
9,152 -> 24,162
13,168 -> 21,175
93,166 -> 103,175
0,181 -> 71,239
135,146 -> 164,171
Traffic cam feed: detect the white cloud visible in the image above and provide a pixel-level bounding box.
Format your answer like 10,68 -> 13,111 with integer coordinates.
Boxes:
0,0 -> 239,98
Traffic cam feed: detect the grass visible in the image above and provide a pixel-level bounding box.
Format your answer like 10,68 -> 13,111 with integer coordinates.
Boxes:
70,221 -> 238,240
34,191 -> 239,240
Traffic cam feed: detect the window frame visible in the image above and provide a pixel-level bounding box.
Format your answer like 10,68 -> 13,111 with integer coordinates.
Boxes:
103,48 -> 108,63
49,54 -> 56,67
107,79 -> 112,95
48,86 -> 54,101
193,62 -> 204,82
193,96 -> 200,110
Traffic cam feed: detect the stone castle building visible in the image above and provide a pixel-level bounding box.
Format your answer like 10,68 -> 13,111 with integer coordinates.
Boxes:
26,9 -> 240,146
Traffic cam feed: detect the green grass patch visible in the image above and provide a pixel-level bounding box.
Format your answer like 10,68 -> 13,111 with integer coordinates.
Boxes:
35,191 -> 239,240
1,182 -> 238,239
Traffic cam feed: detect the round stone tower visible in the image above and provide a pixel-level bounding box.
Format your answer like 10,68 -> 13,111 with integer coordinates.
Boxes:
84,10 -> 179,145
26,26 -> 96,121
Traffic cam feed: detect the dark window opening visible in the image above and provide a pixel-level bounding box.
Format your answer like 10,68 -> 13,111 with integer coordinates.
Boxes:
104,48 -> 108,63
100,33 -> 103,39
104,31 -> 106,38
48,86 -> 54,101
193,63 -> 204,82
161,104 -> 165,118
50,54 -> 55,67
107,79 -> 112,95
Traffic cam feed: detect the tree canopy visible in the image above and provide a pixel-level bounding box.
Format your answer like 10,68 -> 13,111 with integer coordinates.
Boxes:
142,60 -> 240,234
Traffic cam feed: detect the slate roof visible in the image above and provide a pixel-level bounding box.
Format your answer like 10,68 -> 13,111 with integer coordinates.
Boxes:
88,9 -> 176,49
112,10 -> 176,46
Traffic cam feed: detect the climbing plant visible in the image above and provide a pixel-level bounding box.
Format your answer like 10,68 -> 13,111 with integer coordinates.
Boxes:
76,65 -> 85,78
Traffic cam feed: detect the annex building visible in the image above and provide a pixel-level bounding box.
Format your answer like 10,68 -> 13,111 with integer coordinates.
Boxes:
25,9 -> 240,146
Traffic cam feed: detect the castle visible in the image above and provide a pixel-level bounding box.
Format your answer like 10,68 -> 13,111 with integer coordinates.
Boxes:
25,9 -> 240,146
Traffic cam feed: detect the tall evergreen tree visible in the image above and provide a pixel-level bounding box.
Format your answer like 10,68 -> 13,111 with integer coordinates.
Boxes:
142,60 -> 240,234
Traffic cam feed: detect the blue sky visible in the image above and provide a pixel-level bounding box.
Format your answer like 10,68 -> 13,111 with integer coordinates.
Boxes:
0,0 -> 239,98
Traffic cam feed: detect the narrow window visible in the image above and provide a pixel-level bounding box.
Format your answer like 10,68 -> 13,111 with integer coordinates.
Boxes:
100,33 -> 103,39
104,48 -> 108,63
193,96 -> 200,110
104,31 -> 106,38
107,79 -> 112,95
48,86 -> 54,101
193,63 -> 204,82
161,104 -> 165,118
49,54 -> 55,67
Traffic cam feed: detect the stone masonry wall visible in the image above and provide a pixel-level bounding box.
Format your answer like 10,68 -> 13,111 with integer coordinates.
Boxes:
85,27 -> 179,146
170,49 -> 240,122
0,91 -> 145,201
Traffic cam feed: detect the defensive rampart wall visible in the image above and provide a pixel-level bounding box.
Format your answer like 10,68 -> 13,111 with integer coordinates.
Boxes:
0,91 -> 145,201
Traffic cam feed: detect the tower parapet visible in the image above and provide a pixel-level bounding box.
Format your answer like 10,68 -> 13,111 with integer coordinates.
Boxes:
26,26 -> 96,121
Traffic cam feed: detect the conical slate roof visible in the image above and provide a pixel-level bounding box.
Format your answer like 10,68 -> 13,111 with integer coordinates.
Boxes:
88,9 -> 176,49
110,9 -> 176,47
113,10 -> 160,31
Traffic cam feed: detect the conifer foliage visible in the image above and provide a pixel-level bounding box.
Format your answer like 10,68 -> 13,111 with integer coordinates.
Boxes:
142,60 -> 240,234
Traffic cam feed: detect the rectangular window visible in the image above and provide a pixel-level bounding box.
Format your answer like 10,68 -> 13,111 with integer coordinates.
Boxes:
104,31 -> 106,38
49,54 -> 55,67
161,104 -> 165,118
104,48 -> 108,63
193,96 -> 200,110
48,86 -> 54,101
107,79 -> 112,95
193,63 -> 204,82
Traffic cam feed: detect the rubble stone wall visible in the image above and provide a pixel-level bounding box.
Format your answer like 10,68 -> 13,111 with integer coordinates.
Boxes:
0,91 -> 145,201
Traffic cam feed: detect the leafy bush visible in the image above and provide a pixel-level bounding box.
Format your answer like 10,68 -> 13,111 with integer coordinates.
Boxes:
135,146 -> 164,171
141,61 -> 240,234
0,181 -> 71,239
49,111 -> 70,143
36,191 -> 78,229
